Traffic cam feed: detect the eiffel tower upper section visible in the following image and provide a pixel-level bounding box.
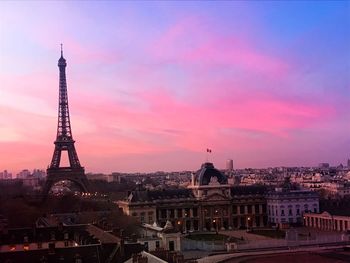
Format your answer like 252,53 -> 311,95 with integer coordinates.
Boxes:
49,45 -> 81,169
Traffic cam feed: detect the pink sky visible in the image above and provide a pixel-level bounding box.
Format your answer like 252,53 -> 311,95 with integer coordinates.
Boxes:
0,2 -> 349,174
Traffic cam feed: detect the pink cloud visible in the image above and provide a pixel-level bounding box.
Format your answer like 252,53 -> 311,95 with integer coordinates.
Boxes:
150,17 -> 288,77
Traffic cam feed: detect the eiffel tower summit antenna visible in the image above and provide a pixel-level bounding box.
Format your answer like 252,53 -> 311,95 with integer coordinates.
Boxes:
43,47 -> 89,196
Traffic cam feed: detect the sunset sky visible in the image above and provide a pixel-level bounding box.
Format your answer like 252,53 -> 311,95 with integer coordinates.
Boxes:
0,1 -> 349,174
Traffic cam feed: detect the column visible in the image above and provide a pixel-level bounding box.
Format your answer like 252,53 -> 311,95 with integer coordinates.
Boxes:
198,206 -> 203,231
228,204 -> 233,230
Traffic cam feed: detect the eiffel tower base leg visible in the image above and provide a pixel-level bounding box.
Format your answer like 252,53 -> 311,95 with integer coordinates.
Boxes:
43,167 -> 89,197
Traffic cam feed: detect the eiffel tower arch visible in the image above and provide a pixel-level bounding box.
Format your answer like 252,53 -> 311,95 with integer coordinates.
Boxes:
43,46 -> 89,196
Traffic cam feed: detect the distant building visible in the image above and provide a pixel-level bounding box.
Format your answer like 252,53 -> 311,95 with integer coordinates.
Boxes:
32,169 -> 46,178
86,173 -> 112,182
118,162 -> 268,232
348,159 -> 350,168
319,163 -> 330,169
16,169 -> 31,179
322,182 -> 350,198
226,159 -> 233,171
137,221 -> 181,252
267,189 -> 319,227
0,170 -> 12,180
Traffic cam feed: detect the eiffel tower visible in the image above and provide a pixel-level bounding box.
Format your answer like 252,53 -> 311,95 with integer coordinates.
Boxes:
43,45 -> 89,196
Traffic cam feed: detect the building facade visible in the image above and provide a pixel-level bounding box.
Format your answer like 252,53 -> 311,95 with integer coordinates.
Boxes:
118,162 -> 268,232
267,189 -> 319,226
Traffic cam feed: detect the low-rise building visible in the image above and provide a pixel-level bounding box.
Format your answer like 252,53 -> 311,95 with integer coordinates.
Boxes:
137,221 -> 181,252
304,211 -> 350,232
267,189 -> 319,226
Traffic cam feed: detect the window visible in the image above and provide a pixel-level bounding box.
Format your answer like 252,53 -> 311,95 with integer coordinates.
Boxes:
177,209 -> 183,218
156,241 -> 160,248
193,208 -> 198,217
169,240 -> 175,251
240,206 -> 245,214
240,217 -> 246,227
193,220 -> 199,230
203,209 -> 208,216
255,205 -> 260,214
281,209 -> 285,216
256,216 -> 260,227
232,206 -> 237,214
248,205 -> 252,214
288,209 -> 292,216
161,209 -> 167,219
296,209 -> 300,215
140,212 -> 145,223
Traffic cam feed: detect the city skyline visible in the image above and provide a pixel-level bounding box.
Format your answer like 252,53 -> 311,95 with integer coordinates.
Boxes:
0,2 -> 349,174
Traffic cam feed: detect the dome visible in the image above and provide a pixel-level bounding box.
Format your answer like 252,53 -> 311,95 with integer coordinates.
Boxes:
194,162 -> 228,186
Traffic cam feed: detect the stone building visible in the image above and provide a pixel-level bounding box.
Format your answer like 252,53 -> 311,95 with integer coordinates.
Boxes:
304,211 -> 350,232
267,189 -> 319,226
117,162 -> 268,232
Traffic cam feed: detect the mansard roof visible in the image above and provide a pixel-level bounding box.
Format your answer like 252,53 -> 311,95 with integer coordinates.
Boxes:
128,188 -> 195,202
230,185 -> 268,196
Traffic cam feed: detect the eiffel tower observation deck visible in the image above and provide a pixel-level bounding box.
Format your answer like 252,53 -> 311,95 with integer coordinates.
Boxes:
43,46 -> 89,195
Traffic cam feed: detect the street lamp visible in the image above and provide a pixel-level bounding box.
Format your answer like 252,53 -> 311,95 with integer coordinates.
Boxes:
213,219 -> 218,234
177,220 -> 183,233
247,217 -> 251,232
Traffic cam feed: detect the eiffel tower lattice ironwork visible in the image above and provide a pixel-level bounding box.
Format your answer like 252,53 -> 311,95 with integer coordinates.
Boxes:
43,46 -> 89,195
